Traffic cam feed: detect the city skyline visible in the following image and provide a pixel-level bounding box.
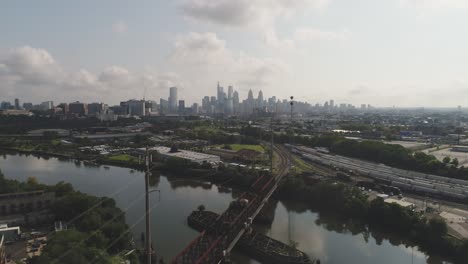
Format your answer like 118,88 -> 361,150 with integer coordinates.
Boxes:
3,1 -> 468,107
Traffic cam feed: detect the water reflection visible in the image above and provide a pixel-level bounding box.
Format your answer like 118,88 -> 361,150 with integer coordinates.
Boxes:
0,153 -> 451,264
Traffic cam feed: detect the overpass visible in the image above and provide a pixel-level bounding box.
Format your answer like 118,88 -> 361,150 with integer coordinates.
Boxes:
171,145 -> 290,264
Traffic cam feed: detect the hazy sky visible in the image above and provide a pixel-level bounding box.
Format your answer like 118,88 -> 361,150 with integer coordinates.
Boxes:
1,0 -> 468,107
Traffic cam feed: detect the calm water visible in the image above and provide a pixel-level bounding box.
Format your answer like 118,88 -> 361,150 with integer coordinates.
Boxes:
0,153 -> 450,264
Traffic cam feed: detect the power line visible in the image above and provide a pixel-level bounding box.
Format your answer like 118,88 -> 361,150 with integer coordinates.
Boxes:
50,191 -> 147,264
48,172 -> 219,264
90,198 -> 163,264
8,174 -> 141,259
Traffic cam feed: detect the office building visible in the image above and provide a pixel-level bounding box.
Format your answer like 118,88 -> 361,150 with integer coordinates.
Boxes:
40,101 -> 54,110
178,100 -> 185,114
0,102 -> 11,110
128,100 -> 145,116
57,103 -> 69,113
22,102 -> 33,110
192,103 -> 199,114
14,98 -> 20,110
69,101 -> 87,115
228,86 -> 233,99
88,103 -> 105,116
160,99 -> 169,114
169,87 -> 178,113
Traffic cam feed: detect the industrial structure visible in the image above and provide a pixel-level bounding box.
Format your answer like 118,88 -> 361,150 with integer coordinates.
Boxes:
146,146 -> 221,165
292,146 -> 468,201
171,145 -> 291,264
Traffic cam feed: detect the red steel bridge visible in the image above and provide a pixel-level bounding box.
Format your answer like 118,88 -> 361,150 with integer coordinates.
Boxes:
171,145 -> 290,264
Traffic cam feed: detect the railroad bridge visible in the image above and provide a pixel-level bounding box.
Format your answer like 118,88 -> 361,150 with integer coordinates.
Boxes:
171,145 -> 290,264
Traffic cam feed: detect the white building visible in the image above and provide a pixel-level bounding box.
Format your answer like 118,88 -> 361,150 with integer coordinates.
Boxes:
148,146 -> 221,164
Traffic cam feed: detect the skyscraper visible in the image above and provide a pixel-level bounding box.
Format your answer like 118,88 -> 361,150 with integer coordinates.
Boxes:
160,98 -> 169,114
247,89 -> 254,113
178,100 -> 185,114
228,86 -> 233,99
69,101 -> 87,116
217,82 -> 225,112
14,98 -> 20,110
127,100 -> 145,116
258,90 -> 264,108
169,87 -> 178,113
248,89 -> 253,100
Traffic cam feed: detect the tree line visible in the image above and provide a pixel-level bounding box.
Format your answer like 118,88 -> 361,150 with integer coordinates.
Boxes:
0,170 -> 139,263
276,134 -> 468,180
277,176 -> 468,263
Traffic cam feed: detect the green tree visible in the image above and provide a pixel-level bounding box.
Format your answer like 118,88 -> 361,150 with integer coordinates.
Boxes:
443,157 -> 451,164
33,230 -> 113,264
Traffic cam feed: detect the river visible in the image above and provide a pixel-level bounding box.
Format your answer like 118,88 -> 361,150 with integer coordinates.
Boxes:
0,153 -> 451,264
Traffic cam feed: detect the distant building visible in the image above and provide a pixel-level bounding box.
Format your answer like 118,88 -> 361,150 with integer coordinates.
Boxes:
0,109 -> 32,116
228,86 -> 233,99
40,101 -> 54,110
169,87 -> 178,113
98,109 -> 117,121
128,100 -> 145,117
0,190 -> 55,217
192,103 -> 199,114
178,100 -> 185,114
14,98 -> 20,110
88,103 -> 105,116
160,98 -> 169,114
22,102 -> 33,110
57,103 -> 69,113
0,102 -> 11,110
69,101 -> 87,116
109,105 -> 127,115
119,101 -> 129,115
146,146 -> 220,164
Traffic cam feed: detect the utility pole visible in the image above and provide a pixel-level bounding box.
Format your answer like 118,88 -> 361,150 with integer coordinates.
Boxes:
290,96 -> 294,121
289,96 -> 294,148
145,147 -> 152,264
270,115 -> 274,175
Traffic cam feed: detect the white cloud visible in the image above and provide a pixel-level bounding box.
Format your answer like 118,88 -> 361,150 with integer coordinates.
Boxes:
112,21 -> 128,33
263,27 -> 349,50
294,28 -> 350,41
171,32 -> 229,64
399,0 -> 468,9
180,0 -> 330,27
170,32 -> 289,89
263,29 -> 295,49
0,46 -> 177,104
4,46 -> 63,85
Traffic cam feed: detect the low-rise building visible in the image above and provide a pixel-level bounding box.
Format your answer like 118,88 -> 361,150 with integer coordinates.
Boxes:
0,109 -> 33,116
384,198 -> 415,209
0,224 -> 21,243
147,146 -> 221,164
0,191 -> 55,216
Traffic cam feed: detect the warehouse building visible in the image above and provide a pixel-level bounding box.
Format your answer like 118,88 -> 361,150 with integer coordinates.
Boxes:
146,146 -> 221,164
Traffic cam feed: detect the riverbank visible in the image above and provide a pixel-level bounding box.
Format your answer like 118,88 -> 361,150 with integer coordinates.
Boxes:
0,170 -> 139,263
0,153 -> 445,263
277,176 -> 468,264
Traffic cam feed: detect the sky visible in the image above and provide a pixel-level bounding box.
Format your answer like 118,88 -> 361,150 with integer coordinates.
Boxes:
1,0 -> 468,107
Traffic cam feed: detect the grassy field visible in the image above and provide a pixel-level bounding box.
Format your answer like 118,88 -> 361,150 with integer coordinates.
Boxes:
226,144 -> 265,153
107,154 -> 139,163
